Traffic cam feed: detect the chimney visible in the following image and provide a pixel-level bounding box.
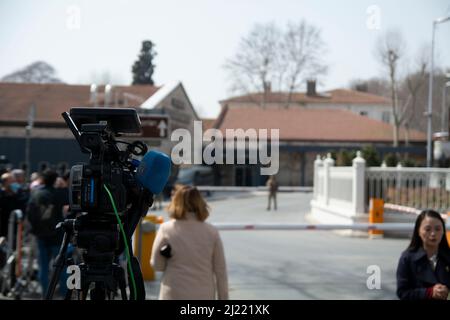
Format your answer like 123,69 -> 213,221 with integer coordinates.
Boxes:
90,84 -> 98,107
306,80 -> 316,96
354,82 -> 368,92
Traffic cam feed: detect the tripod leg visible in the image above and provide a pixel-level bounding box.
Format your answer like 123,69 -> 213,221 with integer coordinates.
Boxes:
119,285 -> 127,300
129,256 -> 145,300
64,289 -> 73,300
81,286 -> 89,300
115,265 -> 128,300
91,283 -> 106,300
45,232 -> 70,300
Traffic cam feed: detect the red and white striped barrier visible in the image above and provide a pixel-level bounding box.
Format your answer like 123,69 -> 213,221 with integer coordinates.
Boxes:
211,222 -> 419,231
384,203 -> 448,219
195,186 -> 313,192
384,203 -> 422,215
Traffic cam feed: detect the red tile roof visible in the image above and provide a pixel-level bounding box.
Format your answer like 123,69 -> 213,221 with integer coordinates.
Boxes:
0,82 -> 159,123
220,89 -> 390,105
213,106 -> 425,143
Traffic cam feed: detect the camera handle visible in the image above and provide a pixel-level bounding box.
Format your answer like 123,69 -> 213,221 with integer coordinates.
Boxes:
45,221 -> 73,300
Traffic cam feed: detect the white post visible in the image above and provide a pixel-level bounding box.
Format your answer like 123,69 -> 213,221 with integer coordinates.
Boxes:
396,162 -> 403,205
314,155 -> 323,200
352,151 -> 366,215
427,16 -> 450,166
323,153 -> 335,205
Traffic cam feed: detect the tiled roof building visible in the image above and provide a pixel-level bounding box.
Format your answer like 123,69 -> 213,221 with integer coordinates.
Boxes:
0,82 -> 197,174
213,106 -> 425,143
208,86 -> 425,186
0,82 -> 159,124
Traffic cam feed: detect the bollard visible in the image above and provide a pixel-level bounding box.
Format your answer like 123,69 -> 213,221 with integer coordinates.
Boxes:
369,198 -> 384,238
133,214 -> 164,281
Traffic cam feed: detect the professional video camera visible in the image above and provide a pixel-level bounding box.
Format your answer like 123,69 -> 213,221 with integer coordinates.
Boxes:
46,108 -> 170,300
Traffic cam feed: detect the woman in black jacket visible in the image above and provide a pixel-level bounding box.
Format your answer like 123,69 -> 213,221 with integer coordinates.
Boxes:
396,209 -> 450,300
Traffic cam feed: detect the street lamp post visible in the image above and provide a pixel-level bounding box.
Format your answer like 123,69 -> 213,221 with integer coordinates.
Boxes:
25,104 -> 35,180
441,81 -> 450,134
426,15 -> 450,167
441,81 -> 450,136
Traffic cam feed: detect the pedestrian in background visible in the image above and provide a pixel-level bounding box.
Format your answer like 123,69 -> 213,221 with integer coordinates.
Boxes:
152,193 -> 163,210
29,172 -> 43,190
11,168 -> 30,210
150,185 -> 228,300
26,169 -> 69,297
0,172 -> 27,238
11,169 -> 26,188
396,209 -> 450,300
266,175 -> 278,211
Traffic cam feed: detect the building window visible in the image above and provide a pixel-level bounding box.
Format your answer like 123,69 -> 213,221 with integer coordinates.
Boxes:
382,111 -> 390,123
359,111 -> 368,116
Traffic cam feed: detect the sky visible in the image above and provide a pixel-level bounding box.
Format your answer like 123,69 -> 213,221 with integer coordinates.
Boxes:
0,0 -> 449,118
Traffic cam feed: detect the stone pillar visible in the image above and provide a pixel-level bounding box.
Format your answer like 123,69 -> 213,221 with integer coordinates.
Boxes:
396,162 -> 403,204
313,154 -> 323,199
323,153 -> 335,205
352,151 -> 366,215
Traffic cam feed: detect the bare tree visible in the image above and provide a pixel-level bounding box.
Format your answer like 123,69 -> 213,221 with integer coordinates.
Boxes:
376,30 -> 408,147
1,61 -> 63,83
351,68 -> 447,139
224,20 -> 327,107
224,22 -> 280,107
279,21 -> 327,107
376,32 -> 431,147
402,46 -> 428,144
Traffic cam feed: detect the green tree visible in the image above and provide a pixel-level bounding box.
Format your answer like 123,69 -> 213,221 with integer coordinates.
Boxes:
336,149 -> 355,166
132,40 -> 157,85
401,158 -> 416,167
1,61 -> 63,83
361,145 -> 381,167
384,153 -> 398,167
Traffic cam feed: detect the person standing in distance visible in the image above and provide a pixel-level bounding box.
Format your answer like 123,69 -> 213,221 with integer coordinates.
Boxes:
26,169 -> 69,297
150,185 -> 228,300
266,175 -> 278,211
396,209 -> 450,300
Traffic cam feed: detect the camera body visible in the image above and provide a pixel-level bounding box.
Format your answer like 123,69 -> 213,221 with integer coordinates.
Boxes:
62,108 -> 150,256
65,108 -> 145,217
69,163 -> 127,215
46,107 -> 169,300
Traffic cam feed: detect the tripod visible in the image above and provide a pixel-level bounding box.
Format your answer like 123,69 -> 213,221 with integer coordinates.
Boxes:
45,218 -> 145,300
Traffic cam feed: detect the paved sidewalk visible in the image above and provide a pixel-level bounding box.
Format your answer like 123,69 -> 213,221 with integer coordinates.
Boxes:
144,192 -> 407,300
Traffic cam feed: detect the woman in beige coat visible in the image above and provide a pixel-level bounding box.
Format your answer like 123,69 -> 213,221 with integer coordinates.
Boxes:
150,185 -> 229,300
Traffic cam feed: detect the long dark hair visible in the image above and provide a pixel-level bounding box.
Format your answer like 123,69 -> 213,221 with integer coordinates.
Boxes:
407,209 -> 450,252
